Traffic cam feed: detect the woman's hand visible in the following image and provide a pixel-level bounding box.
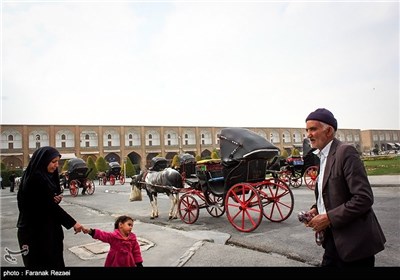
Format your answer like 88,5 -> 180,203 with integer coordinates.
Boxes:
73,222 -> 84,234
54,194 -> 63,204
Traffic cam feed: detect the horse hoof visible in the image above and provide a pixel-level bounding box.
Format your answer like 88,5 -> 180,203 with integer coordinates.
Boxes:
150,217 -> 154,220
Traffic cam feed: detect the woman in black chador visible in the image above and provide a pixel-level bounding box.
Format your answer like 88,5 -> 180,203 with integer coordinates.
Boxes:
17,146 -> 84,268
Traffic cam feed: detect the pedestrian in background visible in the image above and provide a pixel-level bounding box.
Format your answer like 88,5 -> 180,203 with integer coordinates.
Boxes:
9,172 -> 16,192
17,146 -> 84,268
83,215 -> 143,267
303,108 -> 386,267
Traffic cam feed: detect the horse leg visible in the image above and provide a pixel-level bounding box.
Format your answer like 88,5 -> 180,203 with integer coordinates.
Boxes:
168,193 -> 179,220
172,193 -> 180,219
154,195 -> 159,218
149,192 -> 159,219
149,194 -> 156,219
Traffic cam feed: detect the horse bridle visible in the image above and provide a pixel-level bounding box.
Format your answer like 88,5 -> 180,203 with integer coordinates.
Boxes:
137,171 -> 148,190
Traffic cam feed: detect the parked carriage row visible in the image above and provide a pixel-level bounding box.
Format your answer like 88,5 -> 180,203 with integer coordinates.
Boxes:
60,160 -> 125,197
135,127 -> 320,233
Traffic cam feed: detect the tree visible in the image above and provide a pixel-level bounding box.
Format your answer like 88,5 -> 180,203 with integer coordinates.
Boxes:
125,157 -> 136,177
291,148 -> 300,157
281,149 -> 289,159
171,155 -> 179,168
0,161 -> 6,172
96,157 -> 108,172
211,148 -> 220,159
195,154 -> 202,162
62,160 -> 69,172
86,156 -> 97,180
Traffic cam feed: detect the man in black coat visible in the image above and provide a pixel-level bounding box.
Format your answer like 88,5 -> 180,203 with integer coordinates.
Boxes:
303,108 -> 386,267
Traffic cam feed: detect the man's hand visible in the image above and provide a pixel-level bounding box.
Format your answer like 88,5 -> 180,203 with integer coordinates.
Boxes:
307,213 -> 330,232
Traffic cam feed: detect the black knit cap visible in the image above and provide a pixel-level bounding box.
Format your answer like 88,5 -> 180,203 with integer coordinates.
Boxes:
305,108 -> 337,131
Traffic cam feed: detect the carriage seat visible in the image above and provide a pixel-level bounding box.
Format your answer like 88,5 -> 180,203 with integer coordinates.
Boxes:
184,177 -> 200,189
207,176 -> 225,195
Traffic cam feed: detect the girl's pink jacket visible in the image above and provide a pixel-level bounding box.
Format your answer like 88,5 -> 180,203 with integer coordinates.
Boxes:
93,229 -> 143,267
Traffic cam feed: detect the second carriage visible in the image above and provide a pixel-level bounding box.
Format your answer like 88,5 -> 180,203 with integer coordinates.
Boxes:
178,127 -> 295,232
102,162 -> 126,185
61,158 -> 95,197
277,138 -> 320,190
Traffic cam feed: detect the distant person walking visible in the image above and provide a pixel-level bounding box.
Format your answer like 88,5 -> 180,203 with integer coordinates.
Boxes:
302,108 -> 386,267
9,172 -> 16,192
17,146 -> 85,268
83,215 -> 143,267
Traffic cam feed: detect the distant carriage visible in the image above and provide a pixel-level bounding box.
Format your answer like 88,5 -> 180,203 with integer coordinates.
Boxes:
278,138 -> 320,190
178,127 -> 295,232
102,162 -> 125,185
62,158 -> 95,197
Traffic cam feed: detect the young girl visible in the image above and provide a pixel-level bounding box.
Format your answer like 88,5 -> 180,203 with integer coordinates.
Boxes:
83,215 -> 143,267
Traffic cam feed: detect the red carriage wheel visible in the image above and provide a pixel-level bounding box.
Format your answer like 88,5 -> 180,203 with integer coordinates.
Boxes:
304,166 -> 318,190
102,176 -> 107,185
85,179 -> 95,195
205,191 -> 225,217
258,180 -> 294,222
69,180 -> 79,197
119,175 -> 125,185
225,183 -> 263,233
289,171 -> 302,188
110,175 -> 116,186
178,194 -> 199,224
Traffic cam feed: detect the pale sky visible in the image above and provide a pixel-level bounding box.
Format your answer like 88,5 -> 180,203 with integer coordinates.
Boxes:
1,0 -> 399,130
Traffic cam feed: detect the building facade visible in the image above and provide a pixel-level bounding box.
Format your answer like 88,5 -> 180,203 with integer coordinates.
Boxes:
1,124 -> 399,171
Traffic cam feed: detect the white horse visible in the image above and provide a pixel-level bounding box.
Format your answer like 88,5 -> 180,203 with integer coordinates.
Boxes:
131,168 -> 184,220
97,171 -> 106,185
14,177 -> 22,190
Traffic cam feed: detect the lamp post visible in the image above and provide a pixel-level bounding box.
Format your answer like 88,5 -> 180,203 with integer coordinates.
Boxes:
178,136 -> 182,154
124,157 -> 127,180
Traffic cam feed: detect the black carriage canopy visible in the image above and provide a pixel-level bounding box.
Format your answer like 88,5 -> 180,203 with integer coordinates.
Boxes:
109,161 -> 121,169
68,158 -> 88,173
218,127 -> 280,164
149,157 -> 168,171
178,153 -> 196,164
108,161 -> 122,173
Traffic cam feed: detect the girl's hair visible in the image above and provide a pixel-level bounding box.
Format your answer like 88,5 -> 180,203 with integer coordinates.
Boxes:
114,215 -> 134,229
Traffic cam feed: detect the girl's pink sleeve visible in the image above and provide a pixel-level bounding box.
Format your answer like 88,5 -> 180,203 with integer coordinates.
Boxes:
132,235 -> 143,263
93,229 -> 113,244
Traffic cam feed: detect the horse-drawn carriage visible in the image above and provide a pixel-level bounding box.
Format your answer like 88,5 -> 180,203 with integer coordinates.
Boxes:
277,138 -> 319,190
102,161 -> 125,185
177,153 -> 198,186
61,158 -> 95,197
177,158 -> 225,221
178,127 -> 295,232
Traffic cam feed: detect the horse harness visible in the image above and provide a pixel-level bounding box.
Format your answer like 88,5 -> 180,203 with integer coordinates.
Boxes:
138,170 -> 180,193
